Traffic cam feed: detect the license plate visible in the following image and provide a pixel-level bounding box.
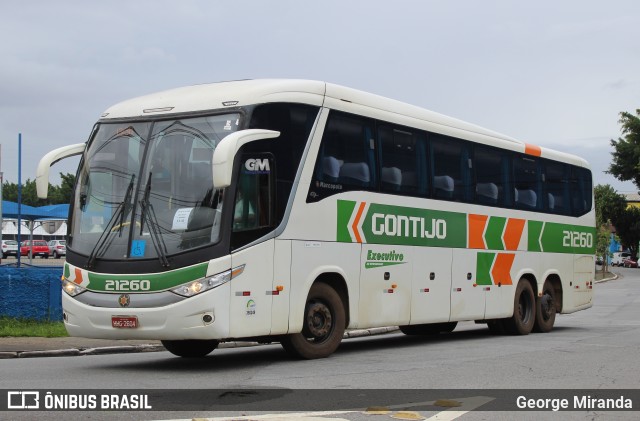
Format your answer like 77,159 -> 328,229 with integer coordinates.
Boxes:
111,316 -> 138,328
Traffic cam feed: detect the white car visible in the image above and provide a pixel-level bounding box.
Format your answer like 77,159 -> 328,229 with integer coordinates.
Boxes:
48,240 -> 67,258
1,240 -> 19,258
611,251 -> 631,266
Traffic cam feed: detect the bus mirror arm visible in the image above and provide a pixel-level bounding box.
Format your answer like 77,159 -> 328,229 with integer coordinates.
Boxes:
36,143 -> 86,199
212,129 -> 280,189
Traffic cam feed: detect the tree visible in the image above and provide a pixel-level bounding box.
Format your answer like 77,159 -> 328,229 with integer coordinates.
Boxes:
595,224 -> 613,274
594,184 -> 626,227
615,206 -> 640,259
1,173 -> 76,206
608,109 -> 640,190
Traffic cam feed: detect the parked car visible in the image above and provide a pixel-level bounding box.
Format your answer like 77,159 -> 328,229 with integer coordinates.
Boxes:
622,257 -> 638,268
20,240 -> 50,258
595,255 -> 603,265
1,240 -> 19,258
611,251 -> 631,266
48,240 -> 66,258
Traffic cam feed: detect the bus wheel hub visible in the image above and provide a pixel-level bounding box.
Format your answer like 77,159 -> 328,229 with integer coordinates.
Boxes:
306,303 -> 332,338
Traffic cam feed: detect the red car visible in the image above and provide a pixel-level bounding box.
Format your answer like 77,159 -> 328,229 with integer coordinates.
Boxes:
622,257 -> 638,268
20,240 -> 50,258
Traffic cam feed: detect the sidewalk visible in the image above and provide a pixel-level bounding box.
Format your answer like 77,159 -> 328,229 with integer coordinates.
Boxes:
0,327 -> 400,359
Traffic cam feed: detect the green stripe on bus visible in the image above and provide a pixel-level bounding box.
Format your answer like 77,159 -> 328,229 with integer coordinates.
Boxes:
85,262 -> 209,292
337,199 -> 594,254
360,203 -> 467,247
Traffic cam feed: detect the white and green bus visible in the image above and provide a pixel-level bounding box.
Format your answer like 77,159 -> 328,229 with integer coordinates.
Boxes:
37,79 -> 595,359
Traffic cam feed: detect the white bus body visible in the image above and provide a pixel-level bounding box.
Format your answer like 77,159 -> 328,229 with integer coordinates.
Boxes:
38,80 -> 595,358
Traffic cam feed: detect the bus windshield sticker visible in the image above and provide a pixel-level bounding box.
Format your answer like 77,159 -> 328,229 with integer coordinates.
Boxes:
130,240 -> 146,258
172,208 -> 194,231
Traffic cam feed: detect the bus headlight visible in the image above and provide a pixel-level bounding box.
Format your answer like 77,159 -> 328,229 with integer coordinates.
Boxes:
62,278 -> 86,297
170,265 -> 244,298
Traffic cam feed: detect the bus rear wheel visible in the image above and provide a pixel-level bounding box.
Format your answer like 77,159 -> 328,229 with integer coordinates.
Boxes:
399,322 -> 457,335
280,283 -> 345,359
533,280 -> 557,333
161,339 -> 219,358
504,279 -> 535,335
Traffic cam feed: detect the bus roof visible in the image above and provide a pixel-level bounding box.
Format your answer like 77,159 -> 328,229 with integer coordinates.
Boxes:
100,79 -> 589,168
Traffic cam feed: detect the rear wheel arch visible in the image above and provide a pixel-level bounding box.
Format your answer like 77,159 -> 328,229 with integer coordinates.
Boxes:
544,274 -> 563,313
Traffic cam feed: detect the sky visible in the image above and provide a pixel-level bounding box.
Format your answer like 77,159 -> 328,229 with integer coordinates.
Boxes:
1,0 -> 639,193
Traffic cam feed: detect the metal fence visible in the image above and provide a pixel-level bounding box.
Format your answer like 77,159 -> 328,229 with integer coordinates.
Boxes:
1,255 -> 64,268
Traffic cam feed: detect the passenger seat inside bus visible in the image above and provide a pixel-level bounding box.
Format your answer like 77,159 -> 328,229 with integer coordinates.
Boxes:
434,175 -> 454,199
515,188 -> 537,208
476,182 -> 498,205
323,156 -> 342,182
381,167 -> 402,191
338,162 -> 370,186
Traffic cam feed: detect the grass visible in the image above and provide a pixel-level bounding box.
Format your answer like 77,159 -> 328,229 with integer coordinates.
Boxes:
0,317 -> 68,338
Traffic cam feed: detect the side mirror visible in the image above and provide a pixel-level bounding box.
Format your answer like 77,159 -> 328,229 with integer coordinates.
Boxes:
36,143 -> 86,198
212,129 -> 280,189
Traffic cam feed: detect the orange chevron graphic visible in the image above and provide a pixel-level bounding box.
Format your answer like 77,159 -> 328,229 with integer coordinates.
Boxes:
503,218 -> 525,251
468,214 -> 488,249
74,268 -> 84,285
352,202 -> 366,243
491,253 -> 515,285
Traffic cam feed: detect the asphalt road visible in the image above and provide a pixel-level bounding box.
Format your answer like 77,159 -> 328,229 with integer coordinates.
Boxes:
1,267 -> 639,420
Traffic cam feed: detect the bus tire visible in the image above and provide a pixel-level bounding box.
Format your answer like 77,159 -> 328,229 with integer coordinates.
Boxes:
399,322 -> 457,335
161,339 -> 219,358
533,280 -> 557,333
280,283 -> 345,359
504,279 -> 535,335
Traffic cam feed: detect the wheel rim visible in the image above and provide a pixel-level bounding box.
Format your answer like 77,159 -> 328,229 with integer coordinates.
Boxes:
303,300 -> 333,342
540,290 -> 554,321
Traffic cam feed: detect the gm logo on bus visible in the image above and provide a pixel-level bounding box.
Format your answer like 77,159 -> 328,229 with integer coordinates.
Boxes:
244,158 -> 270,173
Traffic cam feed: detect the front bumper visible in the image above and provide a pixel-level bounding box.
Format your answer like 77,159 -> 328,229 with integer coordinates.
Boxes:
62,283 -> 231,340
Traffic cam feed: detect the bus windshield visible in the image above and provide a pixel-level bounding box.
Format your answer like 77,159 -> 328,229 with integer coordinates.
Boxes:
69,113 -> 240,264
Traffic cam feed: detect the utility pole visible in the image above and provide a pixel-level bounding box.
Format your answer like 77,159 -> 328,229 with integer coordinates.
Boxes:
0,143 -> 3,263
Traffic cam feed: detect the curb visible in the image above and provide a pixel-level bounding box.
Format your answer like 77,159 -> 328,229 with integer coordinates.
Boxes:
0,327 -> 400,359
594,272 -> 618,284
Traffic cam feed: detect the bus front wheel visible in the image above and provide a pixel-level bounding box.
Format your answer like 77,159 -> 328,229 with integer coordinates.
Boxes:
161,339 -> 219,358
504,279 -> 535,335
281,283 -> 346,359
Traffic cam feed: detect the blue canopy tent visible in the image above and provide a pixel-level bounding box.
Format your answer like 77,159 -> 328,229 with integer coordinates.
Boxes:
2,201 -> 70,220
1,200 -> 70,266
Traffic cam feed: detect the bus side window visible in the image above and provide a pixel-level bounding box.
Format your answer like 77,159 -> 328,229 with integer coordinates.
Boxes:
378,125 -> 428,196
570,167 -> 592,216
513,156 -> 541,210
233,154 -> 275,232
431,135 -> 470,202
310,112 -> 375,201
544,161 -> 569,215
473,146 -> 507,206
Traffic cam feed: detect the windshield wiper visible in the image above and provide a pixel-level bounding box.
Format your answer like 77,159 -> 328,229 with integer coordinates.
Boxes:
86,174 -> 135,269
139,172 -> 170,268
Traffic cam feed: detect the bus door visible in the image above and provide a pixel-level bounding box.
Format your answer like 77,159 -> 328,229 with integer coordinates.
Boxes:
359,245 -> 412,327
229,154 -> 276,337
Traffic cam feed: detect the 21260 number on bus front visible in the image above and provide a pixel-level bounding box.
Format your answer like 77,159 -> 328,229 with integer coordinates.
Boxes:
105,280 -> 151,292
